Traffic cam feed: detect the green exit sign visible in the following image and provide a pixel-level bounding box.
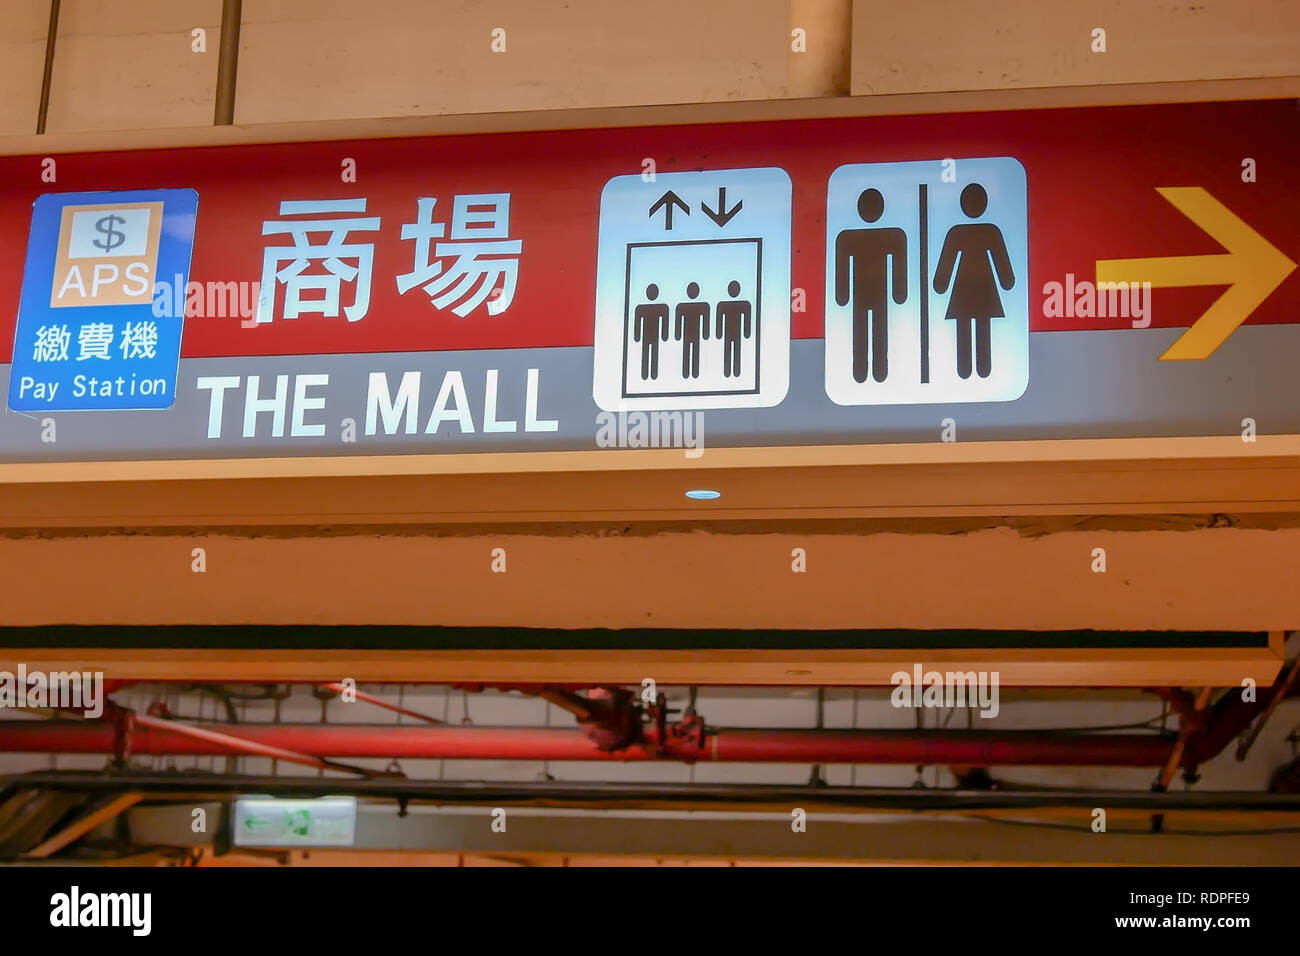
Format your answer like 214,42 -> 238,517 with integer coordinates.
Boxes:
232,796 -> 357,847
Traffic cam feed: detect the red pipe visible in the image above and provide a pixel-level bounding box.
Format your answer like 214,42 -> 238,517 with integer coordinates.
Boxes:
1184,680 -> 1295,769
126,712 -> 368,775
0,722 -> 1174,766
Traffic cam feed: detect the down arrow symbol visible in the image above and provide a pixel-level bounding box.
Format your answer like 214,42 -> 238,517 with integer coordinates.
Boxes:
701,187 -> 743,227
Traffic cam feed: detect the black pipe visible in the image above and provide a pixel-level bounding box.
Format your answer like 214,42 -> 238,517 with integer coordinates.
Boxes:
7,772 -> 1300,813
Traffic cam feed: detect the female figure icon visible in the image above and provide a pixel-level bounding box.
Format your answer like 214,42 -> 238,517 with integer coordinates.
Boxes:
933,183 -> 1016,380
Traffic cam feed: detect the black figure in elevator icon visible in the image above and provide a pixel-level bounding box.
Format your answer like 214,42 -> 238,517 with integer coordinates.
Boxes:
933,183 -> 1016,379
674,281 -> 711,379
834,188 -> 908,383
632,283 -> 670,381
714,280 -> 754,378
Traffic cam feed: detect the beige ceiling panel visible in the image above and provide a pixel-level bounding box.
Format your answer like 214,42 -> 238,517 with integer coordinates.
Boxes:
45,0 -> 222,133
235,0 -> 791,124
0,1 -> 53,135
852,0 -> 1300,95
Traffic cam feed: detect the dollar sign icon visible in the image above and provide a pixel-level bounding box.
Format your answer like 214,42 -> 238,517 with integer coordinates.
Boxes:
92,213 -> 127,253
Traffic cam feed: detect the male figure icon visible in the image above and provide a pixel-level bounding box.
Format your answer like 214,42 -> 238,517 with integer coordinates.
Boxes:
714,279 -> 753,378
674,281 -> 711,379
834,188 -> 908,384
632,283 -> 670,380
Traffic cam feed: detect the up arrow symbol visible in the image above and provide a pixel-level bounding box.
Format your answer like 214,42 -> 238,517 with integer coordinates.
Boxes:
648,190 -> 690,229
701,187 -> 743,227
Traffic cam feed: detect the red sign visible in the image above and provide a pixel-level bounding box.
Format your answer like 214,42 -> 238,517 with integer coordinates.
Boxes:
1,98 -> 1295,363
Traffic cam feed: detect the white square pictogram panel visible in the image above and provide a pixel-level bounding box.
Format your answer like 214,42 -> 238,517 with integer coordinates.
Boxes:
594,167 -> 791,411
825,157 -> 1029,406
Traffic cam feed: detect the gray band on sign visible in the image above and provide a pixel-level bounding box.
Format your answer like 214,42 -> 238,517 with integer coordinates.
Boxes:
1,326 -> 1296,463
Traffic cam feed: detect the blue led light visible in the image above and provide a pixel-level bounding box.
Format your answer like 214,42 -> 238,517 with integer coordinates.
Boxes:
685,489 -> 721,500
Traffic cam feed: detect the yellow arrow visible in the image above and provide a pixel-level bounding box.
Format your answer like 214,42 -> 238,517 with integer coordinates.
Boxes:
1095,187 -> 1295,360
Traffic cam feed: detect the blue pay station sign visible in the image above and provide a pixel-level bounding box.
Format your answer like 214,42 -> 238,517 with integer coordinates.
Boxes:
8,189 -> 198,412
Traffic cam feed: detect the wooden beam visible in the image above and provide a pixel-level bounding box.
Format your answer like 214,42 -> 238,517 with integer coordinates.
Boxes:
1,75 -> 1296,158
21,792 -> 143,860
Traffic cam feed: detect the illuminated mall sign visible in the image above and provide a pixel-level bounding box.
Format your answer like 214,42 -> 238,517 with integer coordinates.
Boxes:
0,99 -> 1295,464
